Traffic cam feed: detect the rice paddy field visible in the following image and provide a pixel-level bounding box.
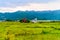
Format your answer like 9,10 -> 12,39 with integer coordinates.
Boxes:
0,21 -> 60,40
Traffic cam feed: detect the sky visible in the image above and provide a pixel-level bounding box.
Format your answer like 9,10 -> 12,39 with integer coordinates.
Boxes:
0,0 -> 60,12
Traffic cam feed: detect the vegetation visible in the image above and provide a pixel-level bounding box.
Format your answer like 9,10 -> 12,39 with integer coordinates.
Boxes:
5,19 -> 14,22
0,21 -> 60,40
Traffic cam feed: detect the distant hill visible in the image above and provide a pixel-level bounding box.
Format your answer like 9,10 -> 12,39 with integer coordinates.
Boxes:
0,10 -> 60,20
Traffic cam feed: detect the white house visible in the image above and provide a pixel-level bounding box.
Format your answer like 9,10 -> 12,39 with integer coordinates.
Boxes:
31,18 -> 38,23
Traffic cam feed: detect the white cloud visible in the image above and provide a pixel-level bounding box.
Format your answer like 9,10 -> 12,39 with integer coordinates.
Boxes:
0,1 -> 60,12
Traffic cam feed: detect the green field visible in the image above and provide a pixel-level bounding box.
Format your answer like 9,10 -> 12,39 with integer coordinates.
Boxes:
0,22 -> 60,40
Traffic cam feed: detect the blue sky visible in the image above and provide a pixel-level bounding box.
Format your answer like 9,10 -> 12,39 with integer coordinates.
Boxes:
0,0 -> 60,12
0,0 -> 56,7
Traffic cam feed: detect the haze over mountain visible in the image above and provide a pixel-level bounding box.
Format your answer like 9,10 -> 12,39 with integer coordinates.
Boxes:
0,10 -> 60,20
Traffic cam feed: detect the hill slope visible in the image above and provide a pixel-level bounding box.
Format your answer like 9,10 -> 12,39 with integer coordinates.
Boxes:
0,10 -> 60,20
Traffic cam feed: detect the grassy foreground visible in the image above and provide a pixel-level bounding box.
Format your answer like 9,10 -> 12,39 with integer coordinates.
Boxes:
0,22 -> 60,40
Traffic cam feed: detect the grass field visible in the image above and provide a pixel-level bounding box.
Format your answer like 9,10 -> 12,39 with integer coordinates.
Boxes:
0,21 -> 60,40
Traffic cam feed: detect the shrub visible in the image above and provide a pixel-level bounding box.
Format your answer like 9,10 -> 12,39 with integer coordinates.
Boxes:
19,20 -> 23,23
26,20 -> 30,23
5,19 -> 13,22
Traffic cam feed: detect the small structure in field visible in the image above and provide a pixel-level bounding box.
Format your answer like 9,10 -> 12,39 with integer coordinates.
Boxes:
22,18 -> 27,23
31,18 -> 38,23
20,18 -> 30,23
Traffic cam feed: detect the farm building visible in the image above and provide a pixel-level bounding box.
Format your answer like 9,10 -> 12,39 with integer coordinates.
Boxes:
31,18 -> 38,23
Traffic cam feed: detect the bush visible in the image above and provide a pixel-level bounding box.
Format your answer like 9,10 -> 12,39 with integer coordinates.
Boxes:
26,20 -> 30,23
5,19 -> 14,22
19,20 -> 23,23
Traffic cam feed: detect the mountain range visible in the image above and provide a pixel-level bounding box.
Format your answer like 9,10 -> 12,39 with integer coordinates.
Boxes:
0,10 -> 60,20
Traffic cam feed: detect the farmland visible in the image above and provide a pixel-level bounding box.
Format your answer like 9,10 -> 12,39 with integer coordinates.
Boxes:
0,21 -> 60,40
